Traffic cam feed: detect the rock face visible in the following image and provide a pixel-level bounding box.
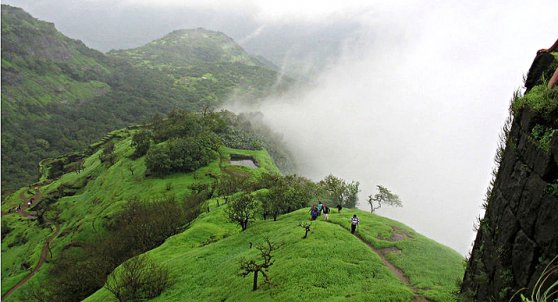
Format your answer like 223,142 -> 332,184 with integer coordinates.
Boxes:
460,55 -> 558,301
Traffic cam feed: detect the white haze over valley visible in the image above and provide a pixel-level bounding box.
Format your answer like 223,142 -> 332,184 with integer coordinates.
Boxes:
4,0 -> 557,254
229,0 -> 557,254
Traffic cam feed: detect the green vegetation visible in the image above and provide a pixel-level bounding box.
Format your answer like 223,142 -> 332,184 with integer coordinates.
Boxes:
530,124 -> 555,152
512,83 -> 558,117
108,28 -> 292,106
1,110 -> 284,301
511,256 -> 558,302
105,254 -> 172,302
1,110 -> 464,301
318,174 -> 360,208
83,206 -> 463,302
1,5 -> 289,192
367,185 -> 403,213
2,7 -> 465,301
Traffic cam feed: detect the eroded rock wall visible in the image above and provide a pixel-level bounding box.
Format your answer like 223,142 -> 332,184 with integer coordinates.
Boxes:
461,56 -> 558,301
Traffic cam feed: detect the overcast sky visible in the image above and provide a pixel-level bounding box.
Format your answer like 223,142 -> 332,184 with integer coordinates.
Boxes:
3,0 -> 557,254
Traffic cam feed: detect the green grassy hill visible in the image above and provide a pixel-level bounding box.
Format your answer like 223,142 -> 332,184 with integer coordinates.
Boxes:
1,113 -> 464,301
1,109 -> 295,301
85,205 -> 464,302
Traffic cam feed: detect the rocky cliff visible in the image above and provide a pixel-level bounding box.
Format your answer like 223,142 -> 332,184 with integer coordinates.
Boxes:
460,53 -> 558,301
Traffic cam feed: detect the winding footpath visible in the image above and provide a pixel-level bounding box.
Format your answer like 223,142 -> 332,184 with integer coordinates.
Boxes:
354,233 -> 429,302
327,221 -> 429,302
2,187 -> 60,301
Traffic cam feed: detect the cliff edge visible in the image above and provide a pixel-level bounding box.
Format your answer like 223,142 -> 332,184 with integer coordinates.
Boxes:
460,50 -> 558,301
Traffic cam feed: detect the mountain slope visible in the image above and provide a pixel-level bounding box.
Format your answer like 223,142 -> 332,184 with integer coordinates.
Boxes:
1,110 -> 284,301
1,6 -> 288,192
108,28 -> 291,104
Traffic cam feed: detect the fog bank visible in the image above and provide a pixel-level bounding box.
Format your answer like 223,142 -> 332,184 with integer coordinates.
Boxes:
229,0 -> 557,254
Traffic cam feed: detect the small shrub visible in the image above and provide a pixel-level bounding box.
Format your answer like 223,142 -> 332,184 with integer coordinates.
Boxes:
531,124 -> 555,152
511,256 -> 558,302
105,254 -> 172,302
8,232 -> 28,247
512,84 -> 558,116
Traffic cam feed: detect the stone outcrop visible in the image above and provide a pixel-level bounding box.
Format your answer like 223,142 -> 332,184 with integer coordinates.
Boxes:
460,55 -> 558,301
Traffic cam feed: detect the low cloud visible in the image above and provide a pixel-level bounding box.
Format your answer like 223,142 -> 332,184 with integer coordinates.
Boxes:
228,0 -> 557,254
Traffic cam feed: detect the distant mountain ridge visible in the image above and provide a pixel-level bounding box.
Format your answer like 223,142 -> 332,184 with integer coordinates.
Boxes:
109,28 -> 262,66
108,27 -> 291,105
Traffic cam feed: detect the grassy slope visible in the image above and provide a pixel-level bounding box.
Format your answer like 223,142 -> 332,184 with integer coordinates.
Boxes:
1,128 -> 277,300
86,208 -> 463,301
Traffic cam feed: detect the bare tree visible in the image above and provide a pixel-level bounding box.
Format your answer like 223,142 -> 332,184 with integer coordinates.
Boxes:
367,185 -> 402,213
239,239 -> 281,291
299,222 -> 312,239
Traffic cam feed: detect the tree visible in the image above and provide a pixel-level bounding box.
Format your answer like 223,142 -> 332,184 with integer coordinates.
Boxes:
214,173 -> 250,204
225,193 -> 258,231
145,145 -> 172,176
299,222 -> 312,239
318,174 -> 360,208
105,254 -> 171,302
259,173 -> 316,221
319,174 -> 345,207
145,134 -> 221,177
343,181 -> 360,208
367,185 -> 402,213
131,130 -> 152,158
100,141 -> 116,166
239,238 -> 280,291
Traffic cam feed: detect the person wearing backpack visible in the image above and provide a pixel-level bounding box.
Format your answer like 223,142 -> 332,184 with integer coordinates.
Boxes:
350,214 -> 360,234
310,205 -> 318,220
322,203 -> 330,220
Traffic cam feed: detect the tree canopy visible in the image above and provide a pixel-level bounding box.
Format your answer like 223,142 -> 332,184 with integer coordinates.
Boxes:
367,185 -> 402,213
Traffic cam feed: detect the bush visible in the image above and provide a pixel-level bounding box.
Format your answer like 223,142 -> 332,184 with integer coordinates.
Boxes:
105,254 -> 172,302
145,133 -> 221,176
131,130 -> 152,158
40,196 -> 200,302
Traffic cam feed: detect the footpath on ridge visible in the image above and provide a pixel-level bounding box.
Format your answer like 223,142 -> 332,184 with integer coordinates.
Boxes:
2,186 -> 61,301
327,220 -> 429,302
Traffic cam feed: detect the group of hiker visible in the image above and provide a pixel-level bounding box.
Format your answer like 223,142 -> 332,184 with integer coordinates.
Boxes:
309,203 -> 360,234
309,203 -> 330,220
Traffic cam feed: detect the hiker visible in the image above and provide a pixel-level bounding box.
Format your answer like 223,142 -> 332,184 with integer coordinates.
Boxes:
322,203 -> 330,220
537,39 -> 558,89
317,203 -> 323,216
527,39 -> 558,91
310,205 -> 318,220
350,214 -> 360,234
336,204 -> 342,213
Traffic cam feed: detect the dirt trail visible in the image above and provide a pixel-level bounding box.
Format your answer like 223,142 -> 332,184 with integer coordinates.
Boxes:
1,224 -> 60,300
354,233 -> 429,302
2,187 -> 59,301
327,220 -> 429,302
14,188 -> 43,219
